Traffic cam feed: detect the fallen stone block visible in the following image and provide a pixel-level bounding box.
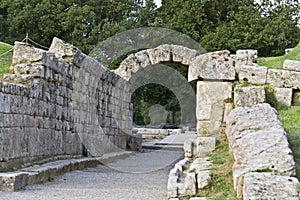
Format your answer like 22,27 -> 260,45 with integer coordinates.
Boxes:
243,172 -> 299,200
234,86 -> 265,107
226,103 -> 296,197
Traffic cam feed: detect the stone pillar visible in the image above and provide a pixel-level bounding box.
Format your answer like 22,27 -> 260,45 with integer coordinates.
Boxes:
196,81 -> 233,136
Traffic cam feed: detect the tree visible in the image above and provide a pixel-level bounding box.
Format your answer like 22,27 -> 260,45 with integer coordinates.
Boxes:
200,1 -> 300,56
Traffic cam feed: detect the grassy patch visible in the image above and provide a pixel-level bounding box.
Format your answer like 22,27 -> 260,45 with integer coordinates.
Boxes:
195,136 -> 239,200
0,42 -> 13,77
258,42 -> 300,69
278,106 -> 300,179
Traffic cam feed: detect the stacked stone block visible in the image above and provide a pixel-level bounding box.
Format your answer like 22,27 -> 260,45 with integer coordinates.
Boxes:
0,37 -> 131,170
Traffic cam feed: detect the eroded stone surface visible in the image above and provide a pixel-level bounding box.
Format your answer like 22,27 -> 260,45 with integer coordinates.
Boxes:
237,65 -> 267,84
226,103 -> 296,197
189,50 -> 236,82
267,69 -> 300,89
235,49 -> 257,68
195,137 -> 216,156
12,41 -> 45,65
196,81 -> 232,135
234,86 -> 265,107
243,172 -> 299,200
283,59 -> 300,72
48,37 -> 79,61
274,87 -> 293,107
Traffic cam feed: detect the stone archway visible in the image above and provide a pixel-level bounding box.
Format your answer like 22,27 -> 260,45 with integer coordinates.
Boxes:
115,45 -> 236,136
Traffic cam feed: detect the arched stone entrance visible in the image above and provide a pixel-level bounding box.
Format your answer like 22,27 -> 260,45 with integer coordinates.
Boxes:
115,45 -> 236,136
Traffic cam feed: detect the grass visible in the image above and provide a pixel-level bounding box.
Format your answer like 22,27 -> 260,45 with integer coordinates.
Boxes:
195,135 -> 239,200
278,106 -> 300,179
257,42 -> 300,69
0,42 -> 13,77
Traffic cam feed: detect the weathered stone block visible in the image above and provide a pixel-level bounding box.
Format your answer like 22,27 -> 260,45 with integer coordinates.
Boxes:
0,172 -> 28,192
237,65 -> 267,84
12,42 -> 45,65
184,172 -> 197,195
190,157 -> 212,172
235,49 -> 257,68
188,51 -> 236,82
274,87 -> 293,107
226,103 -> 296,196
267,69 -> 300,89
234,86 -> 265,107
134,50 -> 151,68
243,173 -> 299,200
195,137 -> 216,156
197,170 -> 211,189
170,45 -> 199,66
196,81 -> 232,135
283,59 -> 300,72
147,44 -> 171,64
48,37 -> 79,61
183,138 -> 196,158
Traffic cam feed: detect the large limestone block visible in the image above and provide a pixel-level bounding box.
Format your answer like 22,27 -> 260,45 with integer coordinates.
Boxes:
196,81 -> 232,120
243,173 -> 299,200
267,69 -> 300,89
188,51 -> 236,82
170,45 -> 199,65
226,104 -> 296,195
283,60 -> 300,72
48,37 -> 79,61
234,86 -> 265,107
274,87 -> 293,107
12,42 -> 46,65
237,65 -> 267,84
196,81 -> 232,135
235,49 -> 257,68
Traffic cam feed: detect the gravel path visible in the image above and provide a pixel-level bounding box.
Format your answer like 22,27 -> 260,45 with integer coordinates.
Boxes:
0,149 -> 183,200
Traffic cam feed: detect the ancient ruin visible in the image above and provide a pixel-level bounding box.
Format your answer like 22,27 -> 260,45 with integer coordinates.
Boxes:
0,37 -> 299,199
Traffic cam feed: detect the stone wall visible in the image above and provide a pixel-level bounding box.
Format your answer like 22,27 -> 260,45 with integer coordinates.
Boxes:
226,103 -> 298,199
0,38 -> 131,170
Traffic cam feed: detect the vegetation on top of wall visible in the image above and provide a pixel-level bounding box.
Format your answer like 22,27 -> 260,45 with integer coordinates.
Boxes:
0,42 -> 13,77
258,42 -> 300,69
